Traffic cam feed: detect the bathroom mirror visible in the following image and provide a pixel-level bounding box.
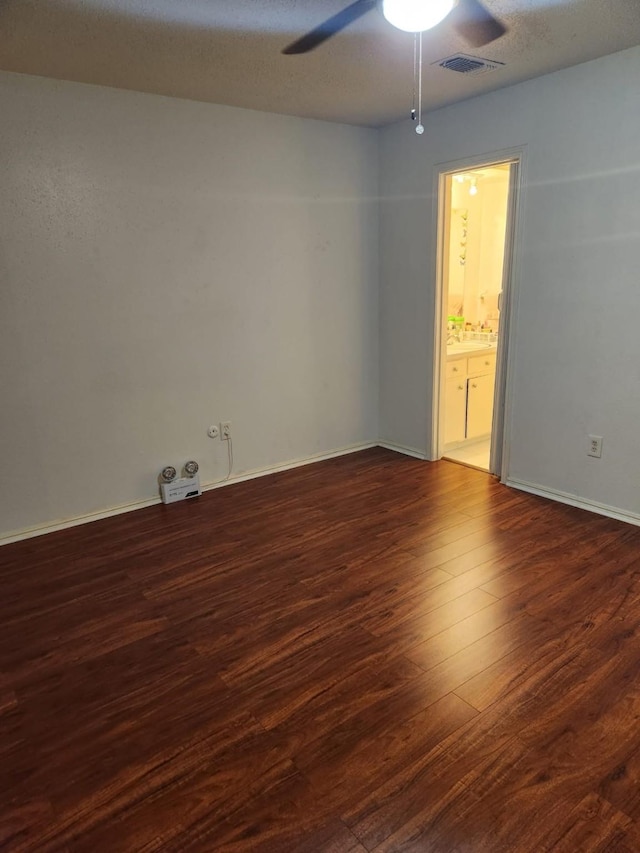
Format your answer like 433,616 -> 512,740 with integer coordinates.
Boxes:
446,166 -> 510,332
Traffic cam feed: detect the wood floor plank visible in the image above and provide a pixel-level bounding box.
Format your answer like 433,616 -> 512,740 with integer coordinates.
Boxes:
598,744 -> 640,824
2,447 -> 640,851
1,606 -> 170,688
218,625 -> 394,730
206,567 -> 453,684
537,792 -> 633,852
453,627 -> 566,711
0,799 -> 54,853
0,689 -> 18,717
53,744 -> 296,853
429,653 -> 640,852
361,581 -> 497,640
201,773 -> 363,853
402,594 -> 538,669
343,645 -> 603,848
404,612 -> 556,697
295,691 -> 478,813
268,655 -> 426,757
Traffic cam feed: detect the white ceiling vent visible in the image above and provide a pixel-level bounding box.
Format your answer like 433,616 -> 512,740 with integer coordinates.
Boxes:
433,54 -> 505,76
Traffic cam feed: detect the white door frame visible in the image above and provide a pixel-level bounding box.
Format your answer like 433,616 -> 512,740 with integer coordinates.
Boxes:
430,146 -> 527,480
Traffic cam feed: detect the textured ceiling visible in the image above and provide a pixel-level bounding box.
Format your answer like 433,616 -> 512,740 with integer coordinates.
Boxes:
0,0 -> 639,126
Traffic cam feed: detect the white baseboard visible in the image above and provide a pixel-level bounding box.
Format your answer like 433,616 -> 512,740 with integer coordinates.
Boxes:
0,497 -> 163,546
7,450 -> 637,545
377,441 -> 429,460
0,442 -> 377,546
505,477 -> 640,528
201,441 -> 377,492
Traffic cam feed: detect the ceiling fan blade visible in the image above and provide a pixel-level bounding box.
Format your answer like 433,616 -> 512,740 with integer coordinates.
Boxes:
453,0 -> 507,46
282,0 -> 377,54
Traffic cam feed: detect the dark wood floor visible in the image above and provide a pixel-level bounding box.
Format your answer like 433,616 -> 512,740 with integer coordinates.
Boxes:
2,448 -> 640,852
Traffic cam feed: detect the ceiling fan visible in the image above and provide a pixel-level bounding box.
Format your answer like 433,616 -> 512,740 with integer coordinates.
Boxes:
282,0 -> 507,55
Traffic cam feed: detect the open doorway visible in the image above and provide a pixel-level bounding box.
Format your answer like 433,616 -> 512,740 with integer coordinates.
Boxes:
434,157 -> 519,475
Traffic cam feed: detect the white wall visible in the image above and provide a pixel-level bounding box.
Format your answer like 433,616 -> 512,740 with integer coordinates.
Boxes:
379,46 -> 640,516
0,72 -> 379,539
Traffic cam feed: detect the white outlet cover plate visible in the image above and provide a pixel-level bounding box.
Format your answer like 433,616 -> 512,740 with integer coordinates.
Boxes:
587,434 -> 603,458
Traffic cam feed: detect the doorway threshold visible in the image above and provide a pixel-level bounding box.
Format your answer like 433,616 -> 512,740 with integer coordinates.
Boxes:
444,439 -> 490,472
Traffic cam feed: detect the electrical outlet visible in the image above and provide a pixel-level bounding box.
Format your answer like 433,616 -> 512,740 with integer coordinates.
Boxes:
587,435 -> 603,458
207,424 -> 219,439
220,421 -> 232,440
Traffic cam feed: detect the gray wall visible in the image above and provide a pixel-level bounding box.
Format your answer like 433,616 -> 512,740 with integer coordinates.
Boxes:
379,46 -> 640,517
0,72 -> 379,539
3,44 -> 640,541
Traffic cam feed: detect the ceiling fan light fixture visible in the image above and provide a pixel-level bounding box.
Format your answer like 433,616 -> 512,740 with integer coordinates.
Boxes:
382,0 -> 456,33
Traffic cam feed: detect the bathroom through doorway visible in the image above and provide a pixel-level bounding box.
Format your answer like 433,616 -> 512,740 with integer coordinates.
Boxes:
433,156 -> 520,475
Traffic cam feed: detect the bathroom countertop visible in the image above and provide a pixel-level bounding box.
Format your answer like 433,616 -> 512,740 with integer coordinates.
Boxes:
446,341 -> 498,359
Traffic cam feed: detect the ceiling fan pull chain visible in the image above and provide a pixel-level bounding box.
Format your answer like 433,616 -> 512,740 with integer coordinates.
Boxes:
411,32 -> 417,122
416,31 -> 424,134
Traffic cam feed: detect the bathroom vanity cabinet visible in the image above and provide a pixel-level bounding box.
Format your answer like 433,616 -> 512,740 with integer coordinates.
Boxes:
444,350 -> 496,447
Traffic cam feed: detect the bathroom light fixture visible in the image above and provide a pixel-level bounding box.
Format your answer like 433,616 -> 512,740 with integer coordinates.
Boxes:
469,178 -> 478,195
382,0 -> 455,33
